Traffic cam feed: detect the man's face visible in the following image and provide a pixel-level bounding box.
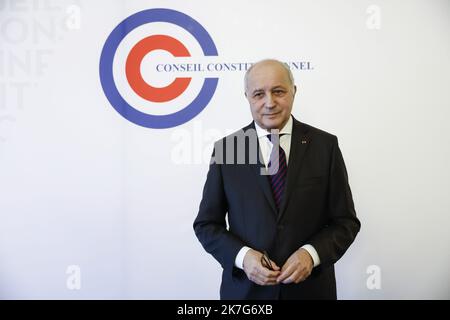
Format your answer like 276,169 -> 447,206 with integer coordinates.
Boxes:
245,61 -> 296,131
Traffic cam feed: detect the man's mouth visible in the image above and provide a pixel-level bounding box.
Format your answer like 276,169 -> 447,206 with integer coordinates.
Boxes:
264,112 -> 281,117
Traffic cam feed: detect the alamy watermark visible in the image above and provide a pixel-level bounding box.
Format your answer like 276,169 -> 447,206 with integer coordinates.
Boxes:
66,264 -> 81,290
366,5 -> 382,30
170,121 -> 283,175
366,264 -> 382,290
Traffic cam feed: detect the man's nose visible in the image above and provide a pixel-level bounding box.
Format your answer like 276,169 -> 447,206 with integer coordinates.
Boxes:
264,93 -> 276,108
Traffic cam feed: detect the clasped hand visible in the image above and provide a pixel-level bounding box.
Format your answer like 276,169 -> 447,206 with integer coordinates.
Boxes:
243,248 -> 313,285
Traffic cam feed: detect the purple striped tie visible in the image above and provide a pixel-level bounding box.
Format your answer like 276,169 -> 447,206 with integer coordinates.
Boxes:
267,134 -> 287,210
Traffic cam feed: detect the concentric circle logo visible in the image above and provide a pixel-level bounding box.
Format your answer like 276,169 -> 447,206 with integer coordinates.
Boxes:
99,8 -> 218,129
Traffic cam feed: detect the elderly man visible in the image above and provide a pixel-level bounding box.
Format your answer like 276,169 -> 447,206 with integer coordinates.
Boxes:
194,59 -> 360,300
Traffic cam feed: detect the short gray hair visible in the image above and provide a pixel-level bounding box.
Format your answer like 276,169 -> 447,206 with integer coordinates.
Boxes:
244,59 -> 295,92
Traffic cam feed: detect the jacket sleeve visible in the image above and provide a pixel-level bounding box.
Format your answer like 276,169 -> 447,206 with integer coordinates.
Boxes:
309,136 -> 361,267
193,143 -> 246,272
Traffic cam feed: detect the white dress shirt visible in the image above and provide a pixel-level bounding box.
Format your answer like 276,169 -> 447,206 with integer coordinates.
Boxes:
234,116 -> 321,269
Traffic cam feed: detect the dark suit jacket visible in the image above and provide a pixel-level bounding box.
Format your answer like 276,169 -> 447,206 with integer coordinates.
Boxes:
193,117 -> 360,299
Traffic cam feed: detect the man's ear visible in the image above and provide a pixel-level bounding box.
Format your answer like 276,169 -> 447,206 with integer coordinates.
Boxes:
293,85 -> 297,97
244,91 -> 248,98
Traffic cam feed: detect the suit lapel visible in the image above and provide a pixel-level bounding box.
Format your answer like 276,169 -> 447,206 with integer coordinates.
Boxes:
278,118 -> 311,221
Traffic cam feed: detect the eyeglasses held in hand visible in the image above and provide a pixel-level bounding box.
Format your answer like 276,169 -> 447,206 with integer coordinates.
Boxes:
261,250 -> 274,271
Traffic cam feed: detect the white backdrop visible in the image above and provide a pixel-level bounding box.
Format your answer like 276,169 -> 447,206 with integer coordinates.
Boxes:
0,0 -> 449,299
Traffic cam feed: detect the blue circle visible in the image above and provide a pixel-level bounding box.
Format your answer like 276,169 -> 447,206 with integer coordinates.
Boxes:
99,9 -> 219,129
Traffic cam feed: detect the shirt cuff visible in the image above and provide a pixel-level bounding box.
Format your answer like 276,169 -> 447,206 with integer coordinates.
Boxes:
235,246 -> 252,269
301,244 -> 321,267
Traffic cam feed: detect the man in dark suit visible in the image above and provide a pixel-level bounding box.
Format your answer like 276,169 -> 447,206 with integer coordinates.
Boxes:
193,59 -> 360,299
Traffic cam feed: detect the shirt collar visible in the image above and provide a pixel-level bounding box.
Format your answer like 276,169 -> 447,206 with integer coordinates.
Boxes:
254,115 -> 293,138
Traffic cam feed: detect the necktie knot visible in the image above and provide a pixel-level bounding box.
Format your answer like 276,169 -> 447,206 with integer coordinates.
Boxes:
267,133 -> 285,142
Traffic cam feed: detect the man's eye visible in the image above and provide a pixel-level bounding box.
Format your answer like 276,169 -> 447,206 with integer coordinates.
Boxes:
253,93 -> 263,98
273,90 -> 285,96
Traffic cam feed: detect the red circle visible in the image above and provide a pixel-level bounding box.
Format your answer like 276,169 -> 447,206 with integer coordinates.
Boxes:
125,35 -> 192,103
